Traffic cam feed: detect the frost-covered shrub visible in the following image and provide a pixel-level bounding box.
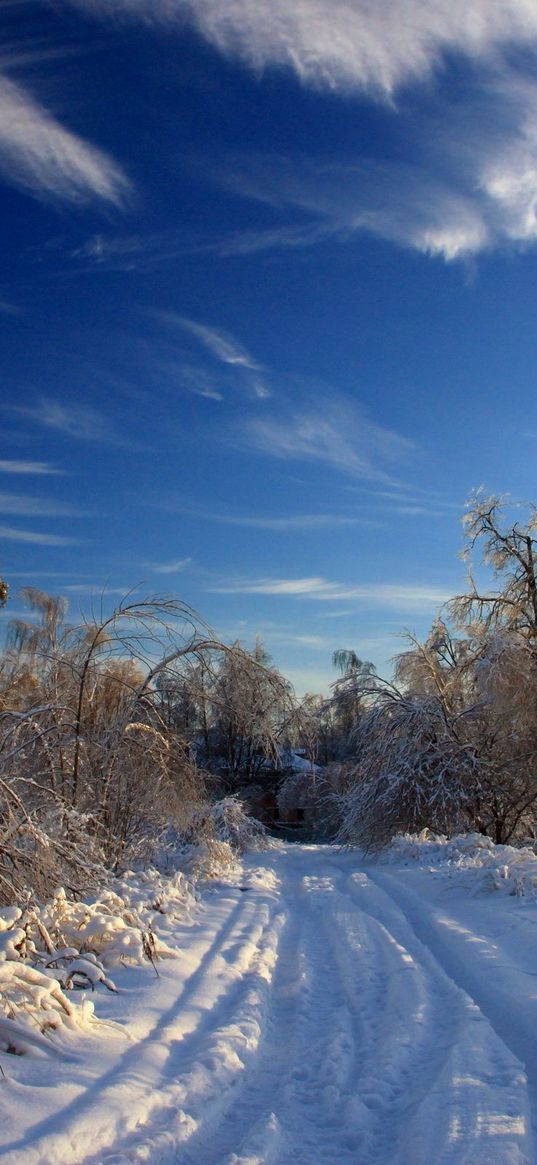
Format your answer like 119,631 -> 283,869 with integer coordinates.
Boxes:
0,866 -> 199,1056
34,881 -> 184,967
177,795 -> 268,880
209,796 -> 269,854
0,959 -> 102,1056
382,831 -> 537,900
0,591 -> 231,904
180,839 -> 238,881
184,795 -> 268,855
0,905 -> 114,1056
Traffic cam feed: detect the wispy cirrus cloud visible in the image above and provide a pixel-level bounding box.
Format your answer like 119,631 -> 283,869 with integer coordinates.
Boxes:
0,298 -> 20,315
65,1 -> 537,96
174,316 -> 262,371
155,313 -> 271,399
215,152 -> 489,262
11,399 -> 116,443
205,512 -> 368,531
0,493 -> 81,517
160,363 -> 224,402
208,575 -> 451,611
62,584 -> 129,594
64,0 -> 537,259
144,557 -> 192,575
0,460 -> 64,475
0,74 -> 130,206
212,221 -> 337,258
66,223 -> 335,269
149,500 -> 371,530
0,524 -> 81,546
69,232 -> 152,269
241,393 -> 415,484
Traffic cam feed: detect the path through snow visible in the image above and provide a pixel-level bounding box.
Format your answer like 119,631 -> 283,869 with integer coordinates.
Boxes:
1,845 -> 534,1164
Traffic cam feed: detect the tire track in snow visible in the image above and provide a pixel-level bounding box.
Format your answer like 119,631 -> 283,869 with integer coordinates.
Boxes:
93,895 -> 287,1165
341,867 -> 532,1164
4,847 -> 533,1165
362,867 -> 537,1162
181,856 -> 476,1165
153,857 -> 372,1165
311,871 -> 465,1162
133,852 -> 532,1165
287,862 -> 483,1165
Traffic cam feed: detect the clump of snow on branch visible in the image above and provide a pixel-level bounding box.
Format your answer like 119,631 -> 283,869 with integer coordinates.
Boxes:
0,957 -> 100,1057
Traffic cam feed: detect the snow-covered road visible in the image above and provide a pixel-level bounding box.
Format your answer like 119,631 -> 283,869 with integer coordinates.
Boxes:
2,844 -> 536,1164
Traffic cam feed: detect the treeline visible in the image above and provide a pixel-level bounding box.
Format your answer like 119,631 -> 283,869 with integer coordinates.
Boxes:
3,491 -> 537,905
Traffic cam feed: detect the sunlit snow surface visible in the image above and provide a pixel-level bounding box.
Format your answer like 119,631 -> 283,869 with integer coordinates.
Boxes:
3,839 -> 537,1164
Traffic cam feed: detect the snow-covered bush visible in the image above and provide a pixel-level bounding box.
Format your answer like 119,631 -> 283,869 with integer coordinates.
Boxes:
178,795 -> 269,880
181,839 -> 238,881
0,958 -> 102,1056
0,866 -> 197,1056
35,886 -> 178,967
382,830 -> 537,899
209,796 -> 269,854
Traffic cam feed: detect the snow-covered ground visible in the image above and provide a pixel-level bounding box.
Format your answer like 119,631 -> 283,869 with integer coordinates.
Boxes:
3,838 -> 537,1164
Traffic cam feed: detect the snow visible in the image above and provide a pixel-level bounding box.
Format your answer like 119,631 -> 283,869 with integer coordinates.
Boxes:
2,839 -> 537,1163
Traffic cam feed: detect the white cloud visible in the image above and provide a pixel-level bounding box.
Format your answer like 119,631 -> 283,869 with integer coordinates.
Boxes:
70,233 -> 150,267
64,1 -> 537,258
242,394 -> 415,483
0,74 -> 130,205
13,399 -> 113,442
154,313 -> 271,398
164,363 -> 224,401
0,493 -> 80,517
145,557 -> 192,574
0,524 -> 80,545
0,460 -> 63,475
209,575 -> 451,610
63,584 -> 129,594
222,513 -> 366,530
175,316 -> 261,371
213,222 -> 337,257
154,502 -> 369,529
66,1 -> 537,97
215,153 -> 490,262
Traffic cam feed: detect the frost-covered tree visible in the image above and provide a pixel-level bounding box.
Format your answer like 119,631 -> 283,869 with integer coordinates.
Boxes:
394,621 -> 477,713
159,638 -> 296,788
336,688 -> 482,850
449,492 -> 537,638
0,590 -> 254,900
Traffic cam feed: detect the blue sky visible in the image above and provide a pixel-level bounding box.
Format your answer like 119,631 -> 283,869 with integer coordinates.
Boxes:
3,1 -> 537,693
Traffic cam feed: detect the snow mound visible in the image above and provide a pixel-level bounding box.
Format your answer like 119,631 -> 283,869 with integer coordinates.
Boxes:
382,830 -> 537,897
